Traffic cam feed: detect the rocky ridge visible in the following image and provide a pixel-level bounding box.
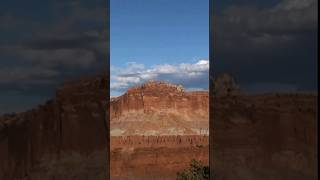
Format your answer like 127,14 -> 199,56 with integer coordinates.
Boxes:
211,92 -> 317,180
0,75 -> 109,180
110,80 -> 209,136
0,74 -> 317,180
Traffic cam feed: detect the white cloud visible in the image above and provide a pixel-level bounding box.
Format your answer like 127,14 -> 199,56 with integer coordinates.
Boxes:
153,64 -> 177,74
111,60 -> 209,95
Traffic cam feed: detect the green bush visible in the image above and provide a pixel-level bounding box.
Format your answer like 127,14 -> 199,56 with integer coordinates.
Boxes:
176,159 -> 209,180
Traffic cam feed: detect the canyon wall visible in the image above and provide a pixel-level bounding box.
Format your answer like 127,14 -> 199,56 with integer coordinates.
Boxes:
111,135 -> 209,149
211,93 -> 318,180
109,81 -> 210,179
110,136 -> 209,179
0,76 -> 108,180
110,81 -> 208,120
110,81 -> 209,136
0,76 -> 317,180
110,145 -> 209,180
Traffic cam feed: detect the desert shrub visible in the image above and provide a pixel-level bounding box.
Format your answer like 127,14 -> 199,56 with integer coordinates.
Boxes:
176,159 -> 209,180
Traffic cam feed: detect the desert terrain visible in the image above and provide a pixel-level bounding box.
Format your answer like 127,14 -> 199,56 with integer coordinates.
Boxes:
0,75 -> 317,180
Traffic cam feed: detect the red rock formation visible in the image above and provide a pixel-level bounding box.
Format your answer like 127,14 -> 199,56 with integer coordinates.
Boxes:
109,81 -> 209,179
0,76 -> 317,180
211,93 -> 318,180
111,81 -> 208,118
0,76 -> 108,180
111,145 -> 209,180
110,135 -> 209,179
111,135 -> 209,149
110,81 -> 209,136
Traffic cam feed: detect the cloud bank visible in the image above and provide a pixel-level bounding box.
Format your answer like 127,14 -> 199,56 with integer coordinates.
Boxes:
111,60 -> 209,96
0,0 -> 108,114
213,0 -> 317,91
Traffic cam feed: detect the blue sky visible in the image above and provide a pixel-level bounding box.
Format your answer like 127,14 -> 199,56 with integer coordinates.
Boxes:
110,0 -> 209,96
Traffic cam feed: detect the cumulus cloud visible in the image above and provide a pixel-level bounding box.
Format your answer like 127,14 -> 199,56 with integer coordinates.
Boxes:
111,60 -> 209,95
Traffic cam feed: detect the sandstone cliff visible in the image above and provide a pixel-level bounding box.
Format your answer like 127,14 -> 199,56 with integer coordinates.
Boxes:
109,81 -> 209,179
0,76 -> 108,180
110,81 -> 209,136
211,93 -> 318,180
0,76 -> 317,180
111,135 -> 209,150
111,145 -> 209,180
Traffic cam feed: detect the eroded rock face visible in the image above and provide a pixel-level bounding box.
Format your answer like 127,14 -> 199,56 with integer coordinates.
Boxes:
110,81 -> 209,136
110,81 -> 210,179
111,135 -> 209,150
111,145 -> 209,180
0,77 -> 317,180
212,73 -> 240,96
110,135 -> 209,179
0,75 -> 108,180
211,93 -> 318,180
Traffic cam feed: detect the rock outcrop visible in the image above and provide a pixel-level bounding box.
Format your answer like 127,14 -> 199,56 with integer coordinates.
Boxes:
211,93 -> 318,180
110,81 -> 209,136
111,145 -> 209,180
0,75 -> 108,180
110,135 -> 209,179
0,76 -> 317,180
109,81 -> 209,179
212,73 -> 240,96
111,135 -> 209,149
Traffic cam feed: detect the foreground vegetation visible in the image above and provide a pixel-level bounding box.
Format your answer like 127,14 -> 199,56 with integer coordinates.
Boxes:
176,159 -> 209,180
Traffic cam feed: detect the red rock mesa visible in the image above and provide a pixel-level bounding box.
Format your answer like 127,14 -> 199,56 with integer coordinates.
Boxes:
110,81 -> 209,179
110,80 -> 209,136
